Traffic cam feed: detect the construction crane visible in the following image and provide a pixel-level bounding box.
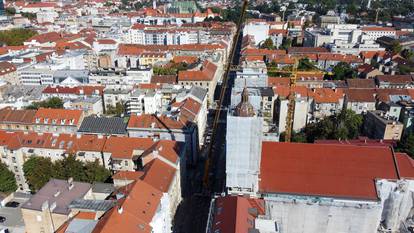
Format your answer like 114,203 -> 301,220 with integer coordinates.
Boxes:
284,59 -> 298,142
202,0 -> 249,190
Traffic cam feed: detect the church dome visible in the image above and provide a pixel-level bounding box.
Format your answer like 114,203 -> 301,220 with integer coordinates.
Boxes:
235,87 -> 255,117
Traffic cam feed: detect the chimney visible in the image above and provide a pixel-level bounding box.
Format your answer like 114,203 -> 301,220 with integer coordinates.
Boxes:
54,190 -> 61,197
68,177 -> 74,190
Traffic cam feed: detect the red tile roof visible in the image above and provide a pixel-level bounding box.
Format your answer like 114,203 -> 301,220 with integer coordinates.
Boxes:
0,62 -> 16,75
103,137 -> 154,159
179,98 -> 202,122
260,142 -> 398,200
43,85 -> 104,96
0,130 -> 106,153
396,153 -> 414,179
288,47 -> 329,54
376,75 -> 413,84
92,180 -> 162,233
0,107 -> 36,123
344,88 -> 376,102
33,108 -> 83,126
150,75 -> 177,84
212,196 -> 265,233
172,56 -> 198,64
127,114 -> 188,130
27,32 -> 62,44
141,159 -> 176,192
178,60 -> 217,82
361,26 -> 396,32
308,88 -> 344,103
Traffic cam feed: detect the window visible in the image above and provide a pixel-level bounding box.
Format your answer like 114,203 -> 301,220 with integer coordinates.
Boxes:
124,161 -> 128,166
37,215 -> 42,222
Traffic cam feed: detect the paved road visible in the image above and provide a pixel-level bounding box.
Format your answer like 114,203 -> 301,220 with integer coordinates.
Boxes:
172,31 -> 243,232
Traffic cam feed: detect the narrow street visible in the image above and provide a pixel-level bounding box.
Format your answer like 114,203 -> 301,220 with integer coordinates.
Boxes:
172,28 -> 243,232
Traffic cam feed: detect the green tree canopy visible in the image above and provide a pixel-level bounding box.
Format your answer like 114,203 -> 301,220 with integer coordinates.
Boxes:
26,97 -> 64,110
84,160 -> 112,183
397,132 -> 414,158
106,102 -> 125,116
0,28 -> 37,46
331,62 -> 357,80
23,155 -> 111,193
23,157 -> 54,192
280,38 -> 292,50
260,38 -> 274,50
391,41 -> 402,54
298,58 -> 318,71
53,154 -> 87,181
304,109 -> 363,142
0,162 -> 17,193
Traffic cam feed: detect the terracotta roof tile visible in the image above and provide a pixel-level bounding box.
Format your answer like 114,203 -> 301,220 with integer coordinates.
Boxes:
396,153 -> 414,179
33,108 -> 83,126
260,142 -> 398,200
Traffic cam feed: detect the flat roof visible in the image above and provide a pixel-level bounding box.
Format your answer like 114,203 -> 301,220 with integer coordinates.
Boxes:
260,142 -> 399,200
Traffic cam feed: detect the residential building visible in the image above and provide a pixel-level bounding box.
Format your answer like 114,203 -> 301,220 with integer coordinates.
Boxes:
126,114 -> 198,163
21,178 -> 110,233
257,142 -> 414,233
363,110 -> 403,140
178,60 -> 218,102
226,88 -> 263,196
0,61 -> 18,85
78,116 -> 128,136
344,89 -> 377,114
32,108 -> 83,134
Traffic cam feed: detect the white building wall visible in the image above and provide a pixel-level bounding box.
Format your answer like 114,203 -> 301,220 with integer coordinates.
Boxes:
226,115 -> 262,195
243,23 -> 270,46
264,194 -> 383,233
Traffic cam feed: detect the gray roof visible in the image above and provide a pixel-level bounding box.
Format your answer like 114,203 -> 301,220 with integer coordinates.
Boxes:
188,86 -> 207,102
1,85 -> 45,101
78,116 -> 127,135
92,182 -> 115,194
53,70 -> 89,78
21,179 -> 91,215
65,219 -> 98,233
69,199 -> 115,212
259,87 -> 274,97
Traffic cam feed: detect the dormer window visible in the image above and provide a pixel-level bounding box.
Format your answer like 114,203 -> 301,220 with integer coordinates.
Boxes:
52,119 -> 57,124
61,119 -> 65,125
44,118 -> 49,124
69,119 -> 75,125
35,118 -> 40,123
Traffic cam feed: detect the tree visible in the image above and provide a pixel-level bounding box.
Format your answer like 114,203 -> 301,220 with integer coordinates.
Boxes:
105,102 -> 125,116
260,38 -> 274,50
298,58 -> 317,71
401,49 -> 414,61
391,41 -> 402,54
0,28 -> 37,46
397,132 -> 414,158
280,38 -> 292,50
23,157 -> 54,192
26,97 -> 64,110
53,155 -> 87,182
5,7 -> 16,16
84,160 -> 112,183
21,12 -> 36,20
331,62 -> 357,80
304,109 -> 363,142
0,162 -> 17,193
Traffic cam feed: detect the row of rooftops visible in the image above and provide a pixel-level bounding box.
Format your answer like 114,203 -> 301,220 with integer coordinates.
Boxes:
0,129 -> 181,161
